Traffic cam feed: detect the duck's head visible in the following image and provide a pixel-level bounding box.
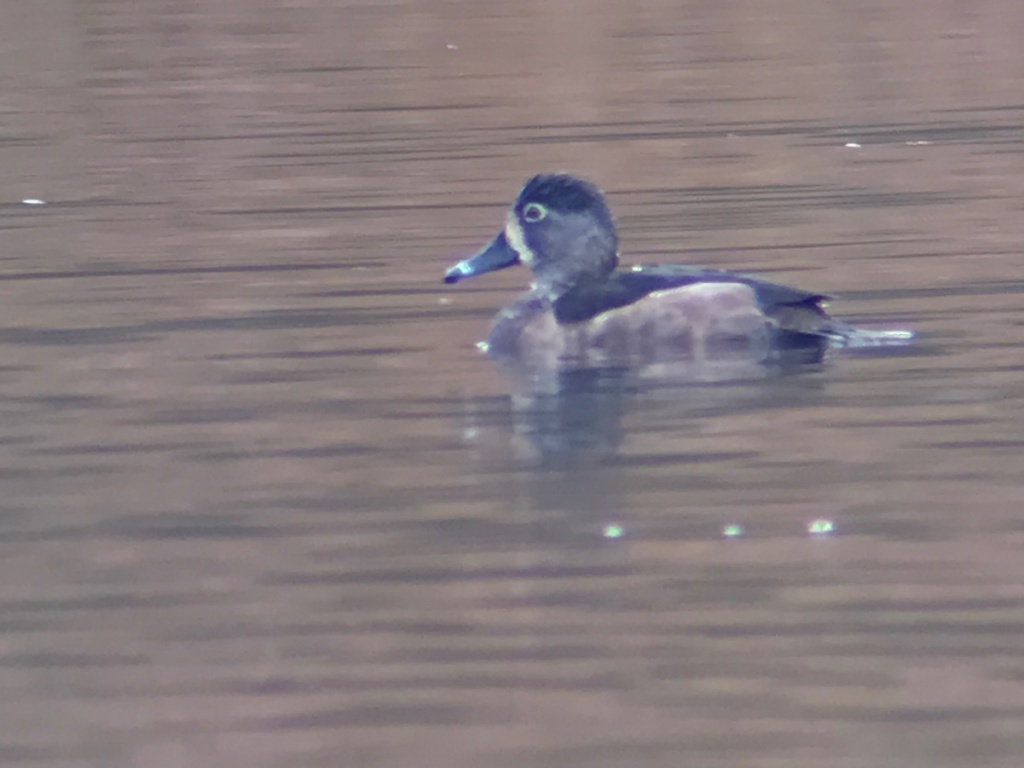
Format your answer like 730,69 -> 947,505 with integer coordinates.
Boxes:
444,174 -> 619,300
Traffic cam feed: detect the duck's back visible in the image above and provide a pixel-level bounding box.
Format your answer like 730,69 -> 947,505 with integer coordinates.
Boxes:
554,265 -> 829,324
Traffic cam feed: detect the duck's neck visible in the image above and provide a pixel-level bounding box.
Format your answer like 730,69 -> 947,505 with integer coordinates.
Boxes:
535,251 -> 619,304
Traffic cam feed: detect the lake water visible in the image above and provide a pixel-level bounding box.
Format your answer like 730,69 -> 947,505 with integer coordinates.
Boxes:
1,2 -> 1023,767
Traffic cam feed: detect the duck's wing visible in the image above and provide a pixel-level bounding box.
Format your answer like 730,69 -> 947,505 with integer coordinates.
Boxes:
553,265 -> 830,325
554,265 -> 913,349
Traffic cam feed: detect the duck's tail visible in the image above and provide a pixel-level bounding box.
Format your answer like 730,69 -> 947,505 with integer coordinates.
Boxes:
821,320 -> 915,350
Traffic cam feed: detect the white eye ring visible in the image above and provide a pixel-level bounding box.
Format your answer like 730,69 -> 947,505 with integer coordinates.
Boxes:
522,202 -> 548,223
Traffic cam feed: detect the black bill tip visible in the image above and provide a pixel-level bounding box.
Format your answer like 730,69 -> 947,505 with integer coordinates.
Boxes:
442,232 -> 520,285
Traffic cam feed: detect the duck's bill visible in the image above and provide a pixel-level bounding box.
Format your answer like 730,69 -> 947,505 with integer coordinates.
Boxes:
443,232 -> 519,284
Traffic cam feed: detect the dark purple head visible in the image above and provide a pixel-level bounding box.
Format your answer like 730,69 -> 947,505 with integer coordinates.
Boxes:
444,174 -> 619,299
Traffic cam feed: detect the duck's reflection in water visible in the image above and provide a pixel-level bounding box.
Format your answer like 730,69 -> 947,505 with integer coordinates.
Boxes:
464,350 -> 828,470
452,354 -> 836,541
508,366 -> 633,465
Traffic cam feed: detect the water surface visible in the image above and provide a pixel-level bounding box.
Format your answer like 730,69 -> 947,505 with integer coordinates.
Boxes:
1,2 -> 1023,767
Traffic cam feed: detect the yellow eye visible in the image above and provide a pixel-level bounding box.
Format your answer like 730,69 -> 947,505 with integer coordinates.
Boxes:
522,202 -> 548,223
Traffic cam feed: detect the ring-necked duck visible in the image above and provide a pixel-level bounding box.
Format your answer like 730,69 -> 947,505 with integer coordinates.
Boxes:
444,174 -> 912,366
